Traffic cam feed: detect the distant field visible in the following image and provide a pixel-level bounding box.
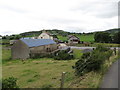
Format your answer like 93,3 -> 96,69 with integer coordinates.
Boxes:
77,34 -> 94,42
57,35 -> 68,41
57,34 -> 94,42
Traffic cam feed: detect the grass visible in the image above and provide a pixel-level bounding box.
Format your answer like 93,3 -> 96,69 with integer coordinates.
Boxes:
77,34 -> 94,42
68,52 -> 119,88
3,58 -> 77,88
2,48 -> 77,88
2,46 -> 119,88
72,49 -> 83,59
57,35 -> 67,41
2,49 -> 11,64
93,43 -> 120,47
57,34 -> 94,42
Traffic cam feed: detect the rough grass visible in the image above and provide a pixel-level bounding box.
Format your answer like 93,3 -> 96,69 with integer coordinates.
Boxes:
2,49 -> 11,64
68,52 -> 119,88
2,47 -> 119,88
3,58 -> 77,88
93,43 -> 120,47
73,49 -> 83,59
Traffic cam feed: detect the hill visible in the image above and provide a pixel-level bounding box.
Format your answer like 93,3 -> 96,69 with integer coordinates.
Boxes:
1,28 -> 119,43
20,29 -> 71,37
105,28 -> 120,34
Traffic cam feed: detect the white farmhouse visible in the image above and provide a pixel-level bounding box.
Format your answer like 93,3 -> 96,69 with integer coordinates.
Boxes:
38,31 -> 53,40
38,31 -> 58,42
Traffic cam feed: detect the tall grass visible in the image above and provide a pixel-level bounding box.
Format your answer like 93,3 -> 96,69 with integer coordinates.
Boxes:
2,49 -> 11,64
73,49 -> 83,59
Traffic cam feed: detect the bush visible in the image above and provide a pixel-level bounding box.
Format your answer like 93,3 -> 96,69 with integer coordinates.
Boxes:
54,50 -> 73,60
2,76 -> 19,88
30,53 -> 54,59
74,45 -> 113,76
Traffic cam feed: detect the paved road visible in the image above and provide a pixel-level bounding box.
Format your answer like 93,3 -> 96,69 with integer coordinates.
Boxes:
69,46 -> 120,50
100,59 -> 119,88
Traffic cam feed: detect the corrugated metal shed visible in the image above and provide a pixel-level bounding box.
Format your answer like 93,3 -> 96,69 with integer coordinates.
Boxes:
20,39 -> 56,47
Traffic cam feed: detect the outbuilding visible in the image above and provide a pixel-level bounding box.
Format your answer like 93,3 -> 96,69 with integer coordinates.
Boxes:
11,39 -> 58,59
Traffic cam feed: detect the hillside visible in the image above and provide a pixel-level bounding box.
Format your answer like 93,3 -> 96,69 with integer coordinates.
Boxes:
105,28 -> 120,34
1,28 -> 119,43
20,29 -> 71,37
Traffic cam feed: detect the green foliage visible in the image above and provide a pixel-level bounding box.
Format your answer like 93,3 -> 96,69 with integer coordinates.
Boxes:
30,53 -> 53,59
74,45 -> 113,76
112,31 -> 120,44
94,32 -> 112,43
54,50 -> 73,60
2,76 -> 19,88
27,79 -> 35,82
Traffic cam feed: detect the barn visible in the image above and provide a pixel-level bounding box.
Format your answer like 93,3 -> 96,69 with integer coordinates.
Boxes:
11,39 -> 58,59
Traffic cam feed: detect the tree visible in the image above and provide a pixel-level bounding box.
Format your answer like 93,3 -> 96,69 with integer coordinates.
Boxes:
112,31 -> 120,44
94,32 -> 112,43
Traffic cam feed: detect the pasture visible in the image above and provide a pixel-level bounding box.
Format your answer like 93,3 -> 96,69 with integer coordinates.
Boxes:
2,47 -> 119,88
77,34 -> 94,42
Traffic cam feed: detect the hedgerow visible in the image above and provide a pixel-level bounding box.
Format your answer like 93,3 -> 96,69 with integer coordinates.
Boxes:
74,45 -> 113,76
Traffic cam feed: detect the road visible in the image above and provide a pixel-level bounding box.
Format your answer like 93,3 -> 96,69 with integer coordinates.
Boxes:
68,46 -> 120,50
100,59 -> 119,88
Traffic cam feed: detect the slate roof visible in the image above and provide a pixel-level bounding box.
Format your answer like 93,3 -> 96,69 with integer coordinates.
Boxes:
20,39 -> 56,47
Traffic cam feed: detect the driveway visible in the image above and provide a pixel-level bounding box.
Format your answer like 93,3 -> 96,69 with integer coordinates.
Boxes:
100,59 -> 119,88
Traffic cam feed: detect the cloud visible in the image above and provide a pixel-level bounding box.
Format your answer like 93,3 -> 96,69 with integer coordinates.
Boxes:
0,5 -> 28,13
71,1 -> 118,18
0,0 -> 118,35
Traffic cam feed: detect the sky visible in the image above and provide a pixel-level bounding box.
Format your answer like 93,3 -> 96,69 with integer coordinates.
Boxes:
0,0 -> 119,35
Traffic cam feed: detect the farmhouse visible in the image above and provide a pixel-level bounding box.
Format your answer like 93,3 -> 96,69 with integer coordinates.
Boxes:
68,35 -> 80,44
11,39 -> 58,59
38,31 -> 58,42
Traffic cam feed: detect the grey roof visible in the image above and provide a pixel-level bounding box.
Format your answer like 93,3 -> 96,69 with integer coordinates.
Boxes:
20,39 -> 56,47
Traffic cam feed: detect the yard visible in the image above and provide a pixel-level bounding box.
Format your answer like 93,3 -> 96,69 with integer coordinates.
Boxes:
2,46 -> 119,88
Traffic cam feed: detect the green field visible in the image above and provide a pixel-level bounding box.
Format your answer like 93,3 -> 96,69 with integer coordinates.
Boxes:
77,34 -> 94,42
57,34 -> 94,42
2,47 -> 119,88
57,35 -> 68,41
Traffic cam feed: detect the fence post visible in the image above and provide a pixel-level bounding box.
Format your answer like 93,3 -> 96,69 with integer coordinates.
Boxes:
60,72 -> 66,88
114,47 -> 116,55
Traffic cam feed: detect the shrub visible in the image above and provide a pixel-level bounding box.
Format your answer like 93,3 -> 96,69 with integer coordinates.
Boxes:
74,45 -> 113,76
2,76 -> 19,88
30,53 -> 54,59
54,50 -> 73,60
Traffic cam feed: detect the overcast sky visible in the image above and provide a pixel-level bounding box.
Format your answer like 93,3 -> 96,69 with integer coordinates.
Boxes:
0,0 -> 119,35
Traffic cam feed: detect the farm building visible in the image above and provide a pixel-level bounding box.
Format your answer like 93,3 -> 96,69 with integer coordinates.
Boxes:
38,31 -> 59,42
68,35 -> 80,44
11,39 -> 58,59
